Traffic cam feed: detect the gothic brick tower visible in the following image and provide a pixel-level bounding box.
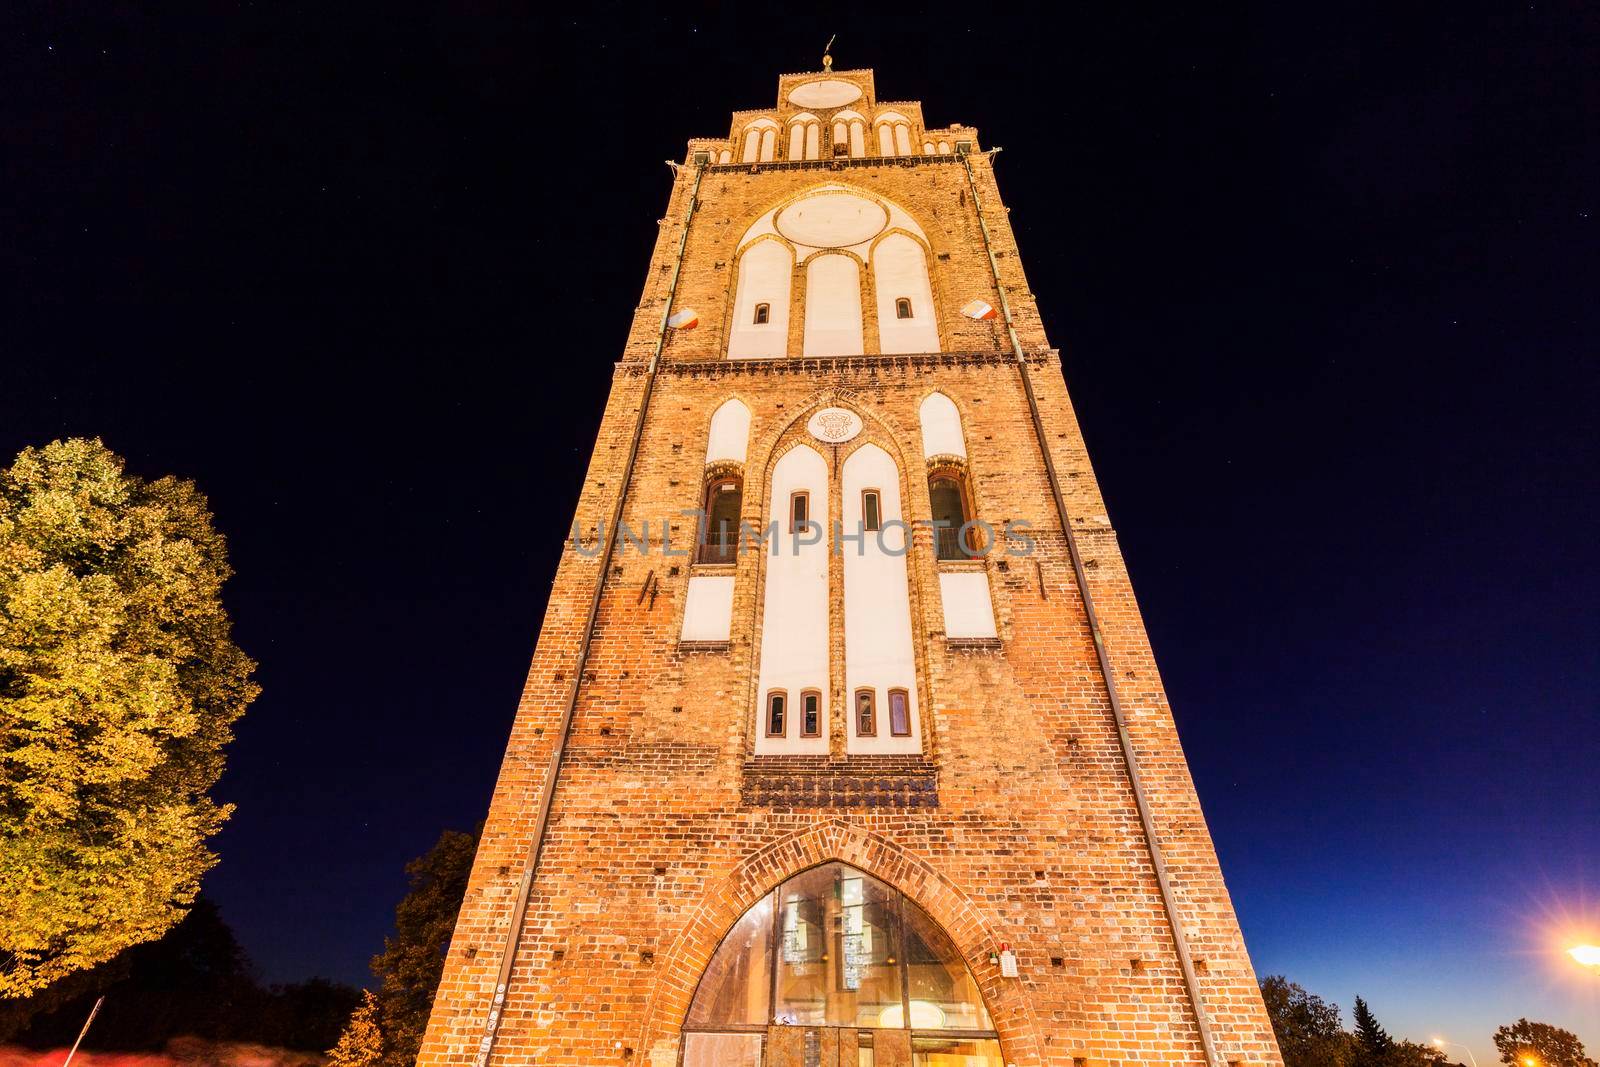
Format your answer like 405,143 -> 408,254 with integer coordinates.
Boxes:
419,62 -> 1283,1067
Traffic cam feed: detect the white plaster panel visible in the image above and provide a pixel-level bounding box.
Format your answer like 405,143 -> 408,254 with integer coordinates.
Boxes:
802,254 -> 864,357
842,444 -> 920,754
728,241 -> 791,359
873,234 -> 940,355
705,398 -> 751,464
788,79 -> 863,108
939,571 -> 998,639
681,575 -> 734,642
754,445 -> 830,754
776,193 -> 888,248
919,392 -> 967,460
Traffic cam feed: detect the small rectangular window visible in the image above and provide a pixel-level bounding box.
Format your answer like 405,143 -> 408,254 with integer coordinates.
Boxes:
888,689 -> 910,736
753,302 -> 770,325
855,689 -> 876,736
800,690 -> 821,738
861,490 -> 881,532
790,491 -> 809,533
766,691 -> 786,737
895,297 -> 913,319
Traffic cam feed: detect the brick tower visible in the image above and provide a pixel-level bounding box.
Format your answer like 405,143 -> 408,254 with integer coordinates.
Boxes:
420,61 -> 1282,1067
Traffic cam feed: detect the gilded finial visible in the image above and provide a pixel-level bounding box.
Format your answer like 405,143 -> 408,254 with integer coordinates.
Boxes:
823,33 -> 835,72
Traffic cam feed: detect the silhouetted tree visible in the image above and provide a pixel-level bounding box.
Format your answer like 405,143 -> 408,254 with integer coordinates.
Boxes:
1259,975 -> 1352,1067
370,828 -> 479,1067
1352,997 -> 1395,1067
1,898 -> 357,1050
1493,1020 -> 1596,1067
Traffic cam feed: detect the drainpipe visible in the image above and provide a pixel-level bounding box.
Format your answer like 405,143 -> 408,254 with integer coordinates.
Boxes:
471,161 -> 707,1067
960,151 -> 1225,1067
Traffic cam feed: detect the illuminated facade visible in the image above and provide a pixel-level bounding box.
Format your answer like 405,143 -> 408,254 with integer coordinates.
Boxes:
420,62 -> 1282,1067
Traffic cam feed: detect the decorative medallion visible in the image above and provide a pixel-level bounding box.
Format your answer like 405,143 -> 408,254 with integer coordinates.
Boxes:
787,79 -> 863,109
806,407 -> 863,444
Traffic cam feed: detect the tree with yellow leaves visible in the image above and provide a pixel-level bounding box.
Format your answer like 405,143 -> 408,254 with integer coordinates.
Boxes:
0,438 -> 258,997
327,990 -> 384,1067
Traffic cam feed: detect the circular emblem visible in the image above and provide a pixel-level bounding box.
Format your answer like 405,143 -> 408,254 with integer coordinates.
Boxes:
806,407 -> 863,444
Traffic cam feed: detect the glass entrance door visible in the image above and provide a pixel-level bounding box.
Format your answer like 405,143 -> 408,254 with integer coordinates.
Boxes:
680,863 -> 1005,1067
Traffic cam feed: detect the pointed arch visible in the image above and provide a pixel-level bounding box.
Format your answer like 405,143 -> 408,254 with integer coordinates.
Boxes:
636,821 -> 1047,1066
741,117 -> 779,163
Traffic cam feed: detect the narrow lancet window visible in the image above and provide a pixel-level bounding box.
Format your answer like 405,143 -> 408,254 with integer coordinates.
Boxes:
855,689 -> 876,736
800,690 -> 821,737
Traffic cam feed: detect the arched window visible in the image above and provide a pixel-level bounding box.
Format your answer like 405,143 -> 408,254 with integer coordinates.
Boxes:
799,689 -> 821,738
929,468 -> 978,560
877,122 -> 896,157
742,119 -> 779,163
681,863 -> 1001,1066
789,490 -> 810,533
861,489 -> 881,531
888,688 -> 911,736
753,302 -> 770,325
895,297 -> 913,319
700,476 -> 742,564
765,690 -> 787,737
855,688 -> 877,736
834,111 -> 867,158
788,114 -> 821,160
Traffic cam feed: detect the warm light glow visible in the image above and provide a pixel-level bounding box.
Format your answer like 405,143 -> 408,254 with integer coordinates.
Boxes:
1569,943 -> 1600,967
878,1000 -> 947,1029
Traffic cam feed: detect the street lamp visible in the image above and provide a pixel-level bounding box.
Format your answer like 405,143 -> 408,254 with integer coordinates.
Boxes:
1569,944 -> 1600,970
1433,1037 -> 1479,1067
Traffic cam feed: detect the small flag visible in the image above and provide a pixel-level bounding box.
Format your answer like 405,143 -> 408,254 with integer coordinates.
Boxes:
667,308 -> 700,329
960,299 -> 997,320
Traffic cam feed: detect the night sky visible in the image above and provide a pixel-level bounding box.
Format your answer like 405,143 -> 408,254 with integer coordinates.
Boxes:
4,5 -> 1597,1060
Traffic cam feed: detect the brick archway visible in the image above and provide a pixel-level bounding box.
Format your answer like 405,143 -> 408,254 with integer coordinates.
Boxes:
635,820 -> 1046,1066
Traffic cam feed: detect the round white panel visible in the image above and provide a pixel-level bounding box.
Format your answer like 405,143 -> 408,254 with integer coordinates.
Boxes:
775,193 -> 887,248
788,79 -> 863,109
807,407 -> 863,444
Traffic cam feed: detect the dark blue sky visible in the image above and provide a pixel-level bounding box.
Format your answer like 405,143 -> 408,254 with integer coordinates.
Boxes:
4,5 -> 1596,1061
